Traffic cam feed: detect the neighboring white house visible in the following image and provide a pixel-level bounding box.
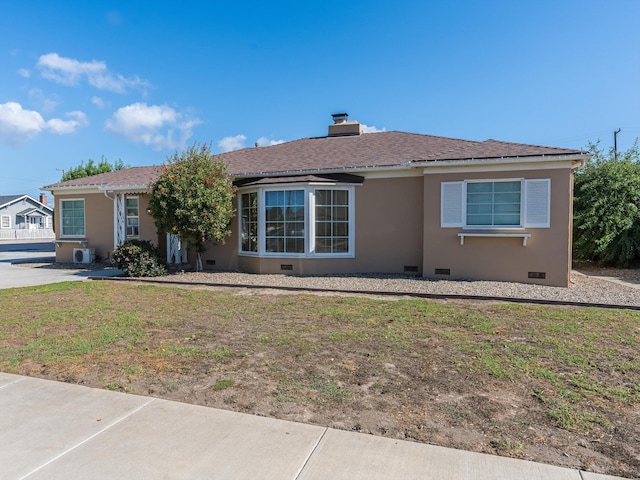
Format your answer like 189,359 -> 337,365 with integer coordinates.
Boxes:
0,194 -> 54,240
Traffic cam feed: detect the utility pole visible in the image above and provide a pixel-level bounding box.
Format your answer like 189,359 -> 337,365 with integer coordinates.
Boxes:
614,128 -> 621,160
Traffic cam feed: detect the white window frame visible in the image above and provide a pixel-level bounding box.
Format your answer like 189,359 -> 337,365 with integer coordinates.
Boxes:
59,198 -> 86,238
441,178 -> 550,229
125,196 -> 140,238
0,215 -> 10,229
239,185 -> 355,258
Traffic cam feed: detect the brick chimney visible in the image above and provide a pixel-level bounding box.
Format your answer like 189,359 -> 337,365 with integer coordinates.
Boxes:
39,194 -> 47,206
328,113 -> 363,137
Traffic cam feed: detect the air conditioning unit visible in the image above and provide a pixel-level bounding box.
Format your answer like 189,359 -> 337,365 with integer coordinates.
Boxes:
73,248 -> 95,264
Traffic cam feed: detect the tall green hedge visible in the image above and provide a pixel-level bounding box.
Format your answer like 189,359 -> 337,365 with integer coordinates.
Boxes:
573,141 -> 640,266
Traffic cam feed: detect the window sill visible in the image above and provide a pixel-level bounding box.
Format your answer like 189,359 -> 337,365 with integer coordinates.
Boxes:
458,233 -> 531,246
56,239 -> 89,247
239,252 -> 355,259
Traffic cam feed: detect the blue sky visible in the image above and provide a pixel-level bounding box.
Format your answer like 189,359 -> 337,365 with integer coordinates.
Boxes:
1,0 -> 639,201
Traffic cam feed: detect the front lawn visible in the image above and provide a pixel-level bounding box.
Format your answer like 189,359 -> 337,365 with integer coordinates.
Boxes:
0,282 -> 638,477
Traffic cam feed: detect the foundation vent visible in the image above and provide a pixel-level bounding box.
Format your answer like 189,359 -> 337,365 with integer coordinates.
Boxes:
528,271 -> 546,279
281,264 -> 293,271
206,259 -> 216,266
404,265 -> 419,273
435,268 -> 450,275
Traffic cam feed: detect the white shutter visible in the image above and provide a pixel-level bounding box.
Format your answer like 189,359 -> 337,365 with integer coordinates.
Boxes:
441,181 -> 464,227
523,179 -> 550,228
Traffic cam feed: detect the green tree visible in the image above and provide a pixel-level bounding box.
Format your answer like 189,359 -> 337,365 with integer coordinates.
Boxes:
61,156 -> 128,181
573,140 -> 640,266
149,143 -> 236,271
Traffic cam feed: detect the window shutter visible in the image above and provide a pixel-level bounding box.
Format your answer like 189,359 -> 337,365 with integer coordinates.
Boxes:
441,181 -> 464,227
523,179 -> 550,228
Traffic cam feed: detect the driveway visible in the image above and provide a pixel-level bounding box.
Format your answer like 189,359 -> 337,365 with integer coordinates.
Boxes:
0,241 -> 122,289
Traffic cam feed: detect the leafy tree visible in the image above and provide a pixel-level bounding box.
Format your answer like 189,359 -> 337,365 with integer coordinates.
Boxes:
149,143 -> 236,271
573,140 -> 640,266
61,156 -> 128,181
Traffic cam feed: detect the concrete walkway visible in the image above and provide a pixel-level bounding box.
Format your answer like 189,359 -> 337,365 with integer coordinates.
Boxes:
0,373 -> 626,480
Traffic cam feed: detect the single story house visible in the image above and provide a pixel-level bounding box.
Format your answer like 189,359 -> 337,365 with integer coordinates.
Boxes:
0,194 -> 53,231
43,114 -> 589,286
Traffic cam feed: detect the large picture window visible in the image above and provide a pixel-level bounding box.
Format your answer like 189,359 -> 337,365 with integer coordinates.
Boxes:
265,190 -> 305,253
60,199 -> 85,237
240,186 -> 354,257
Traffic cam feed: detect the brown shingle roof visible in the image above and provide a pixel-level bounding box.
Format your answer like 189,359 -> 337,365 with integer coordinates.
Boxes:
44,166 -> 162,189
43,131 -> 584,190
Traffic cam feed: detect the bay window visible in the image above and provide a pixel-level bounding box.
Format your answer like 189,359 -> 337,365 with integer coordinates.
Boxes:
240,186 -> 354,257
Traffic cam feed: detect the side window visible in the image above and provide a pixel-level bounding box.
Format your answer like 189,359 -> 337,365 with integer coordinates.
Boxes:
240,192 -> 258,252
126,197 -> 139,237
60,199 -> 85,237
0,215 -> 10,229
315,189 -> 349,253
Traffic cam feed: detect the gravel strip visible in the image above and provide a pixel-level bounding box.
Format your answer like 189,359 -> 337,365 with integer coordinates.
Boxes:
145,270 -> 640,307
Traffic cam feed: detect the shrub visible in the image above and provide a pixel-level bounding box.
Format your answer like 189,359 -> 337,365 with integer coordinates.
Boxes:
573,140 -> 640,266
112,240 -> 168,277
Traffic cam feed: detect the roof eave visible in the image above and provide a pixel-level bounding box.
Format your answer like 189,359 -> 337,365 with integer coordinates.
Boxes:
43,184 -> 151,193
415,153 -> 590,169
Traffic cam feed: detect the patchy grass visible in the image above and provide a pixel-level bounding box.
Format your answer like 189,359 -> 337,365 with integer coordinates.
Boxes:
0,282 -> 639,477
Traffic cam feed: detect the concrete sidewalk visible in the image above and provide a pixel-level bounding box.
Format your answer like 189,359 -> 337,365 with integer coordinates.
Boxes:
0,373 -> 625,480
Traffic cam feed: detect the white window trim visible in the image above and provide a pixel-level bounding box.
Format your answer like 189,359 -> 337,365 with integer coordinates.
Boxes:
0,215 -> 10,229
59,198 -> 86,238
238,185 -> 355,258
441,178 -> 550,230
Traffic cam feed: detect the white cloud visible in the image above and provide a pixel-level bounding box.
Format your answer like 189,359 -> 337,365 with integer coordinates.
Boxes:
29,88 -> 58,114
105,102 -> 200,150
47,111 -> 88,134
362,124 -> 386,133
36,52 -> 149,93
17,68 -> 30,78
218,134 -> 247,152
0,102 -> 87,145
256,136 -> 285,147
91,96 -> 109,109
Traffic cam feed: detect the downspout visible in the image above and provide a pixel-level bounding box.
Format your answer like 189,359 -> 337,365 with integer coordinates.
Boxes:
103,190 -> 118,252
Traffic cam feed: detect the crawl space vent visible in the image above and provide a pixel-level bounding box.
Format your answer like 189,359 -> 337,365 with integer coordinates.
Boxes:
280,264 -> 293,271
528,271 -> 546,279
435,268 -> 450,276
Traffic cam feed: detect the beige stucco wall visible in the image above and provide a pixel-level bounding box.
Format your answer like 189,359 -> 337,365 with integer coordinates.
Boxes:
200,176 -> 425,275
54,193 -> 158,263
422,168 -> 574,287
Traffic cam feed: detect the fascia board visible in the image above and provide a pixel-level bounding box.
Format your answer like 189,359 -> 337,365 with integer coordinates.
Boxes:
422,158 -> 585,175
